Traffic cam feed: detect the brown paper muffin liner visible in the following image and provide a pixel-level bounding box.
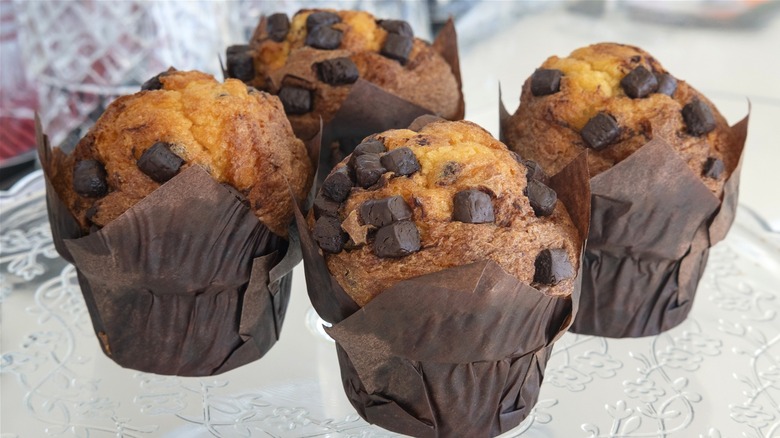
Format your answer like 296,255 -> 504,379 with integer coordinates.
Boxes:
296,145 -> 591,437
313,18 -> 464,182
35,116 -> 312,376
500,97 -> 749,338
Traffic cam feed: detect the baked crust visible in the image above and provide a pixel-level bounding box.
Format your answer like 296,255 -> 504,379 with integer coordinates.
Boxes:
504,43 -> 735,196
318,120 -> 580,306
51,70 -> 312,237
246,9 -> 461,139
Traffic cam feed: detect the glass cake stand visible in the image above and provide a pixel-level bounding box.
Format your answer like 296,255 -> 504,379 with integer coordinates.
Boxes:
2,167 -> 779,437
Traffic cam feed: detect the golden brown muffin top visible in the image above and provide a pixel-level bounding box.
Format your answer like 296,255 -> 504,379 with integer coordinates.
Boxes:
51,70 -> 312,237
256,10 -> 391,72
231,9 -> 460,139
311,120 -> 580,306
504,43 -> 735,196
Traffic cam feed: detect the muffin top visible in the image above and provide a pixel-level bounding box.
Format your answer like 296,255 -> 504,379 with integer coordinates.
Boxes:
227,9 -> 461,139
50,70 -> 312,237
504,43 -> 735,196
311,120 -> 581,306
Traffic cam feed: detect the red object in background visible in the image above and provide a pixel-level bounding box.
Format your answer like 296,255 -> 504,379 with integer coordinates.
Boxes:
0,117 -> 36,161
1,4 -> 37,164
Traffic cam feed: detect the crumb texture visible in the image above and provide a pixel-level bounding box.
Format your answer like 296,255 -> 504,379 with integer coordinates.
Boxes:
51,70 -> 312,237
246,9 -> 461,139
504,43 -> 735,196
317,120 -> 580,305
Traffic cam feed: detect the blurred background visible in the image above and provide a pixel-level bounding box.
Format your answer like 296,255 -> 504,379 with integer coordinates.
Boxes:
2,0 -> 779,226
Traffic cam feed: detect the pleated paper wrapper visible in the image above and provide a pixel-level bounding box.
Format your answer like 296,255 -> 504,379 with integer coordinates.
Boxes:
296,147 -> 591,437
36,117 -> 315,376
500,98 -> 750,338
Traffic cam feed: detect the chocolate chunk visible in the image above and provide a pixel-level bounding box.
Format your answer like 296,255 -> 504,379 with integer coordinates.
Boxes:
581,112 -> 620,150
360,196 -> 413,228
313,194 -> 341,218
316,57 -> 359,85
438,161 -> 461,186
683,99 -> 716,136
452,190 -> 495,224
534,248 -> 574,285
381,33 -> 413,64
620,66 -> 658,98
655,73 -> 677,96
267,13 -> 290,42
278,86 -> 312,115
703,157 -> 725,180
321,167 -> 353,202
354,154 -> 386,188
226,48 -> 254,82
408,115 -> 443,132
73,160 -> 108,198
522,159 -> 550,186
526,179 -> 557,217
306,11 -> 341,31
348,139 -> 386,168
355,139 -> 387,154
380,147 -> 420,176
137,142 -> 184,183
374,221 -> 420,258
305,25 -> 342,50
530,69 -> 563,97
313,216 -> 347,254
379,19 -> 413,37
141,70 -> 173,91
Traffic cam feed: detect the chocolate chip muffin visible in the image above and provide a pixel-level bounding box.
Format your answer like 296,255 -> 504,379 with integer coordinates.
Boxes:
49,69 -> 312,237
310,120 -> 581,306
503,43 -> 735,196
226,9 -> 462,140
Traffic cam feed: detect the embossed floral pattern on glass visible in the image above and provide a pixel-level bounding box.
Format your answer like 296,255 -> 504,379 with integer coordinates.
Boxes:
2,173 -> 780,437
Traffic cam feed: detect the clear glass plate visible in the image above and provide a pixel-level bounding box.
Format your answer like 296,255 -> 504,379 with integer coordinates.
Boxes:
2,171 -> 779,438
